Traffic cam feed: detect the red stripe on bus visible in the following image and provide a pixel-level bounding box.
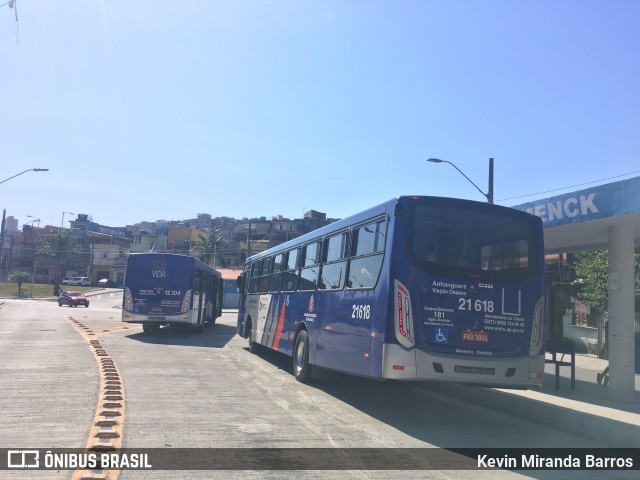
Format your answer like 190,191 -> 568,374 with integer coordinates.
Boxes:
272,301 -> 286,350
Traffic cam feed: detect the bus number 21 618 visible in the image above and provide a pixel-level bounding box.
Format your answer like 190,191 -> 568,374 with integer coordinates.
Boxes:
458,298 -> 494,313
352,304 -> 371,320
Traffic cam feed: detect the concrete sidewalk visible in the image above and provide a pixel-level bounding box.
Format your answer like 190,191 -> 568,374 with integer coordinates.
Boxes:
430,353 -> 640,447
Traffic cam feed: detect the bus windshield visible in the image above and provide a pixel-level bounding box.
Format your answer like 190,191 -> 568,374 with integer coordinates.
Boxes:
409,201 -> 540,280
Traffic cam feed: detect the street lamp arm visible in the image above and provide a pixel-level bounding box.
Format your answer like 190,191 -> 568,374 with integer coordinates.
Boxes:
427,158 -> 489,201
62,211 -> 76,228
0,168 -> 49,185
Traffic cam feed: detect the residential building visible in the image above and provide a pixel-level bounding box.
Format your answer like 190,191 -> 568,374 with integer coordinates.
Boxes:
1,208 -> 335,286
167,225 -> 208,252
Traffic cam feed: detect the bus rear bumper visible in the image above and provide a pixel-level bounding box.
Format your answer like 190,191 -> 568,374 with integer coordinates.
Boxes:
382,344 -> 544,388
121,312 -> 195,326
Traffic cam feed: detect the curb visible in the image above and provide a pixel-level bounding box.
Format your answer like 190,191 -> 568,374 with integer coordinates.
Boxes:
0,289 -> 122,301
64,315 -> 124,480
427,383 -> 640,448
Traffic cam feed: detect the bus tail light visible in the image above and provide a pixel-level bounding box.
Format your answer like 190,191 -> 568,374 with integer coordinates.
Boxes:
529,297 -> 544,356
181,289 -> 193,314
124,287 -> 133,312
394,280 -> 415,348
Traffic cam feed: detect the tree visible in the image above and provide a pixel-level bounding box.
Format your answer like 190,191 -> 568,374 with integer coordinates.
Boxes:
572,249 -> 609,314
8,271 -> 31,297
572,247 -> 640,314
36,230 -> 84,284
193,228 -> 227,267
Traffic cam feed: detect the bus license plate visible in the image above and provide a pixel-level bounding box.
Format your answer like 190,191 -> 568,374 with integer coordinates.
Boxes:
462,330 -> 489,342
454,366 -> 495,375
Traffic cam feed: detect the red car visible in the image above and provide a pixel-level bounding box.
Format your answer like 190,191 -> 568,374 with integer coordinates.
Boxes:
58,291 -> 90,308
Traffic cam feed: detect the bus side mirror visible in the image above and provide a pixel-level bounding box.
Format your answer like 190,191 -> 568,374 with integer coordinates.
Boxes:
236,274 -> 244,290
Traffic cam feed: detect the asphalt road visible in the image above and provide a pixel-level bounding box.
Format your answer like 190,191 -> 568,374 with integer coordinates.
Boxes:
0,295 -> 635,480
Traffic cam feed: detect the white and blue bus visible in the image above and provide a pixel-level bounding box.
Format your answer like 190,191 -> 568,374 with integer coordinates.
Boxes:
123,253 -> 223,333
237,196 -> 545,387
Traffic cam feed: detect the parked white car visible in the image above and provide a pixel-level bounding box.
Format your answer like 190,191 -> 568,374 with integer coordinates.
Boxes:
62,276 -> 91,286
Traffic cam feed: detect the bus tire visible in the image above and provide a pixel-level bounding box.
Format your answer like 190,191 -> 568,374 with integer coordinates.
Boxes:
293,330 -> 313,383
143,323 -> 159,333
197,319 -> 205,334
245,318 -> 261,353
243,317 -> 252,339
248,340 -> 261,354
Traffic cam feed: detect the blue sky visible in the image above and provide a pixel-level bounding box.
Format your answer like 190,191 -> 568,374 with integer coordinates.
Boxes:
1,1 -> 639,229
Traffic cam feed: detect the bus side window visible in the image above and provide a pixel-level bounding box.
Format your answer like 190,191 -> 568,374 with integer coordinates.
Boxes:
258,257 -> 272,293
248,261 -> 260,293
269,253 -> 284,292
320,232 -> 348,290
299,241 -> 320,291
282,248 -> 299,292
210,273 -> 216,307
348,219 -> 386,289
195,269 -> 202,294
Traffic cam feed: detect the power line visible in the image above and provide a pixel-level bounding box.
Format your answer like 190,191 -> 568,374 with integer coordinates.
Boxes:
499,170 -> 640,202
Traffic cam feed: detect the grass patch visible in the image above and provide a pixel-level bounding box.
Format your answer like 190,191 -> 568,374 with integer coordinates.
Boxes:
0,282 -> 93,298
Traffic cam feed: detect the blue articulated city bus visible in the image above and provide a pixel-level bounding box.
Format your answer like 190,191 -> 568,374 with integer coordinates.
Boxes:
237,196 -> 545,387
123,253 -> 223,333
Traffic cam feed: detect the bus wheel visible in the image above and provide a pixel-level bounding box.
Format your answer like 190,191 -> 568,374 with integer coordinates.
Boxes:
293,330 -> 313,383
245,318 -> 260,353
143,323 -> 158,333
248,340 -> 261,354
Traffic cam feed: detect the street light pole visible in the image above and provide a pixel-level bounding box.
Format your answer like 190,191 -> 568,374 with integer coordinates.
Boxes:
26,216 -> 41,298
0,168 -> 49,185
26,216 -> 41,227
488,158 -> 494,204
0,171 -> 49,283
0,209 -> 6,282
427,158 -> 494,204
62,211 -> 76,228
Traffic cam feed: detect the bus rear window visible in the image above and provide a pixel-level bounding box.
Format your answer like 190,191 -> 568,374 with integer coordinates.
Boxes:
410,203 -> 538,279
481,239 -> 529,270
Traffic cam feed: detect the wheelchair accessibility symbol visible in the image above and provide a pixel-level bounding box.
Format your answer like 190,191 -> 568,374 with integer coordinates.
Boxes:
434,327 -> 449,344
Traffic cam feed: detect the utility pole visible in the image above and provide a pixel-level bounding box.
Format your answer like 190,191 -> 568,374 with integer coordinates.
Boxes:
247,222 -> 252,257
488,158 -> 494,204
0,209 -> 6,281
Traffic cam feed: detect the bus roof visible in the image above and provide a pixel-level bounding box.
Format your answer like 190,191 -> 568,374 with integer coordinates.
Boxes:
128,252 -> 221,277
246,195 -> 532,263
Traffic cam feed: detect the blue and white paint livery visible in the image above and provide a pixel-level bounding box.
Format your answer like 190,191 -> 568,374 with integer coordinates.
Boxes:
238,196 -> 545,387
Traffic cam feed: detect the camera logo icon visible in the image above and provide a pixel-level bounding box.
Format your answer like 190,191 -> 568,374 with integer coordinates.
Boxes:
7,450 -> 39,468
